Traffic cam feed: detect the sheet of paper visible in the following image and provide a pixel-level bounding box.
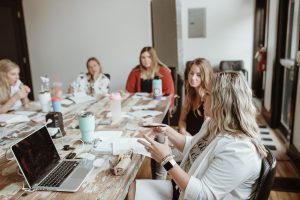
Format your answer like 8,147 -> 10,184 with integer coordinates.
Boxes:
61,99 -> 74,106
129,110 -> 162,118
93,131 -> 123,141
112,138 -> 151,157
0,114 -> 30,124
131,104 -> 156,111
13,111 -> 37,117
92,140 -> 113,154
67,92 -> 96,104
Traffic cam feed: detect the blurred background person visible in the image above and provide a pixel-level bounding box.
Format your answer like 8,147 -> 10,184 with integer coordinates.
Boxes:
68,57 -> 110,96
0,59 -> 31,113
126,46 -> 174,96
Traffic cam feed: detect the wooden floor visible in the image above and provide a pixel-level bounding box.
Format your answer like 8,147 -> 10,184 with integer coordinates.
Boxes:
268,130 -> 300,200
270,159 -> 300,200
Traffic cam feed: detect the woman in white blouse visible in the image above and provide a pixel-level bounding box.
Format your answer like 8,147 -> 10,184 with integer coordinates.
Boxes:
128,71 -> 267,200
0,59 -> 30,114
68,57 -> 110,96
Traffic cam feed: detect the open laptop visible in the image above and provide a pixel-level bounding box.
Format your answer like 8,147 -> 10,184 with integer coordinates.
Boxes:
11,125 -> 93,192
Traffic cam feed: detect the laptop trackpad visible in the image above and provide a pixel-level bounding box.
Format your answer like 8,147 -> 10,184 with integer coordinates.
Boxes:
71,167 -> 91,179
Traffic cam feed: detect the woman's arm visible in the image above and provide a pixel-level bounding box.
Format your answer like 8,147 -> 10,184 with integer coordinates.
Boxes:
0,88 -> 28,114
138,134 -> 191,191
125,70 -> 138,93
178,101 -> 191,135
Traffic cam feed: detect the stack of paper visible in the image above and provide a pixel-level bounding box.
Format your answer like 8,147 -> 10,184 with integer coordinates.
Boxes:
67,92 -> 96,104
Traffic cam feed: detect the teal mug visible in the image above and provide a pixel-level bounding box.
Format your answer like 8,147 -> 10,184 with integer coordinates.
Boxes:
78,111 -> 95,143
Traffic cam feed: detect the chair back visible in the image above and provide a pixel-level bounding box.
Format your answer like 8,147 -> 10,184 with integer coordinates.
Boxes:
104,73 -> 110,80
219,60 -> 248,80
250,147 -> 276,200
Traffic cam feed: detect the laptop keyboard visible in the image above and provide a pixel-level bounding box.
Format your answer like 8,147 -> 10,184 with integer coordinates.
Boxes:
39,160 -> 79,187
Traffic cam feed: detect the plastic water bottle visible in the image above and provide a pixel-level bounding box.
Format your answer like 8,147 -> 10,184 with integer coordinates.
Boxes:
153,76 -> 162,100
110,92 -> 122,123
51,97 -> 61,112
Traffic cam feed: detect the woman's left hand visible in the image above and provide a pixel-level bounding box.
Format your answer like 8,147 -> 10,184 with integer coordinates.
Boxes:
138,134 -> 171,163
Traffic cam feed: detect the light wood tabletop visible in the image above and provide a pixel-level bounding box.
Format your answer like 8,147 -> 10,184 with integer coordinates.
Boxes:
0,93 -> 172,200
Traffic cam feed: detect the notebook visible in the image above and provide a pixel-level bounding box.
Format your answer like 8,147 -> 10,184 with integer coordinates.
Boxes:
11,126 -> 93,192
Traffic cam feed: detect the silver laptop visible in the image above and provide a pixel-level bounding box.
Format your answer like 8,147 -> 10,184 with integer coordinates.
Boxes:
11,125 -> 93,192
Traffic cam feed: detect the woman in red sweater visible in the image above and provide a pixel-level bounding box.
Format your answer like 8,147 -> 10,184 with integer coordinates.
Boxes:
126,46 -> 174,96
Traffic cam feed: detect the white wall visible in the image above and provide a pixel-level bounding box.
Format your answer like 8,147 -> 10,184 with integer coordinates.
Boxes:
180,0 -> 255,84
22,0 -> 152,99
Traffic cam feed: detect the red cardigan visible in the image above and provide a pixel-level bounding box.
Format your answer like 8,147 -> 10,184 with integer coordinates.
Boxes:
126,65 -> 175,95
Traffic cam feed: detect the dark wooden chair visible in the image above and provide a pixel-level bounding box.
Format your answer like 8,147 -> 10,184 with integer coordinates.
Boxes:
219,60 -> 248,80
249,147 -> 277,200
104,73 -> 110,80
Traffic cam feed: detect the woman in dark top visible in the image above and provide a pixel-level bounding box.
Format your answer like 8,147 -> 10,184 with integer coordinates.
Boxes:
179,58 -> 213,136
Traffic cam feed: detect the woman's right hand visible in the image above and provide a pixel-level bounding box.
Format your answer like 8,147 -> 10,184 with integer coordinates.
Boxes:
16,85 -> 30,100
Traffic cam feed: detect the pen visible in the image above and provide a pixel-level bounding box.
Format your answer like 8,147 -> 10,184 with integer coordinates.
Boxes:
142,125 -> 166,128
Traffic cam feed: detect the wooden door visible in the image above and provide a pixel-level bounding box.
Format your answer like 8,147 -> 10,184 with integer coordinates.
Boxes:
0,0 -> 33,99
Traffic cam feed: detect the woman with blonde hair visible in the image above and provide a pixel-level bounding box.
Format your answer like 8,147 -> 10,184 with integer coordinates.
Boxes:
68,57 -> 110,96
128,71 -> 267,200
0,59 -> 30,113
126,46 -> 174,96
179,58 -> 213,136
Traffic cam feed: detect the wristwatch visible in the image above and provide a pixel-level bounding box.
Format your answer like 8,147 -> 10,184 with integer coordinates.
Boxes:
163,158 -> 176,171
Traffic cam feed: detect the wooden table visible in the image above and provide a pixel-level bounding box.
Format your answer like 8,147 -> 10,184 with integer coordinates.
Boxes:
0,93 -> 171,200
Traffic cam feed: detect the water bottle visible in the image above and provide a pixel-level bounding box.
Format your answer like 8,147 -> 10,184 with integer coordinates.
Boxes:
51,97 -> 61,112
110,92 -> 122,123
78,111 -> 95,143
153,76 -> 162,100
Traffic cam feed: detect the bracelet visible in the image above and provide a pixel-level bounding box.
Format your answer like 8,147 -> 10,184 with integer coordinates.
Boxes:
160,155 -> 174,166
161,154 -> 172,163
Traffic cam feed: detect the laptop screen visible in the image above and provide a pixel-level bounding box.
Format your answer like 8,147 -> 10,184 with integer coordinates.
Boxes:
11,126 -> 60,186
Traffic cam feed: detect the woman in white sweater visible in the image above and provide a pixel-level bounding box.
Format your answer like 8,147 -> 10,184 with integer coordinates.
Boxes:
128,71 -> 267,200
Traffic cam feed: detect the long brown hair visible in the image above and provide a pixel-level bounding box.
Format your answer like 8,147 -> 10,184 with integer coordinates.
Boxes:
138,46 -> 167,79
183,58 -> 213,114
0,59 -> 19,104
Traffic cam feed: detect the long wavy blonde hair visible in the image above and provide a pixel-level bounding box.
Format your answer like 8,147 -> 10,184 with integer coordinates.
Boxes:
0,59 -> 19,104
137,46 -> 167,79
184,58 -> 213,115
204,71 -> 267,158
